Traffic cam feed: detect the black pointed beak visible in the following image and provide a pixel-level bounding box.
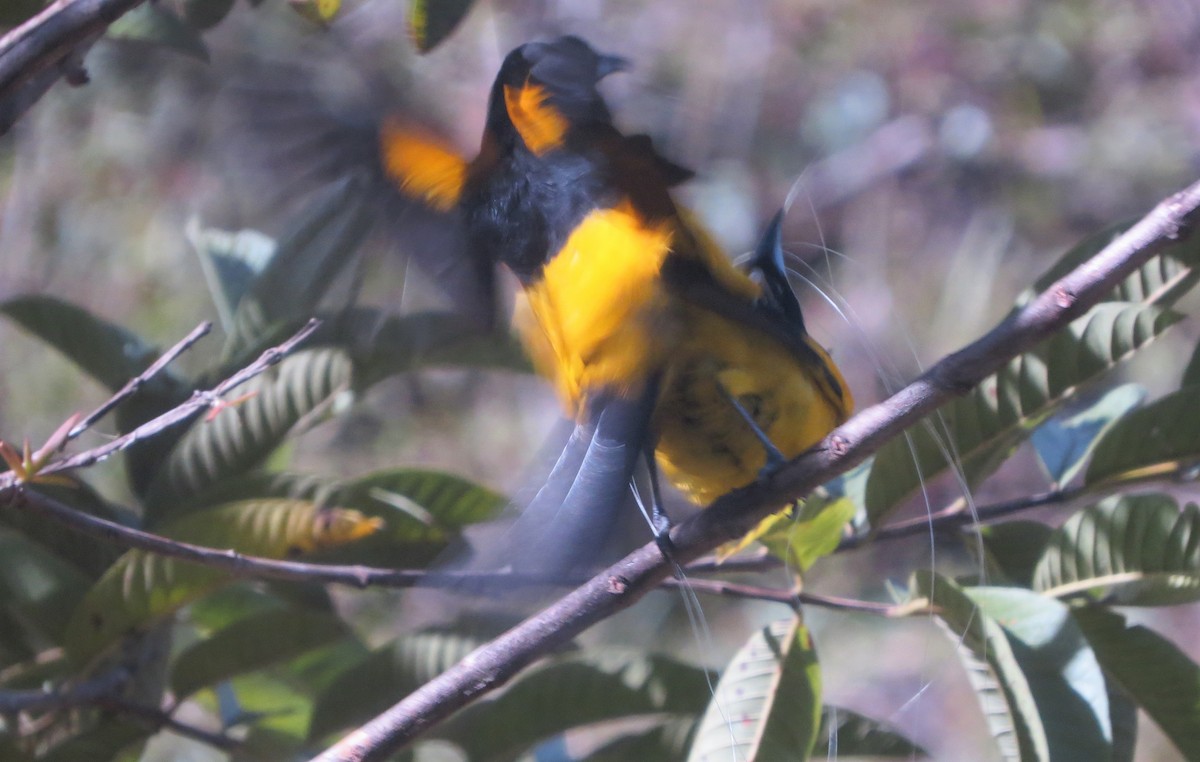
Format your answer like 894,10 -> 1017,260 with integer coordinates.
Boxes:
596,53 -> 630,79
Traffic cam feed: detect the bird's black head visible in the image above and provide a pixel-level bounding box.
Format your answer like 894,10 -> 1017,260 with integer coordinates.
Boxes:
485,35 -> 628,154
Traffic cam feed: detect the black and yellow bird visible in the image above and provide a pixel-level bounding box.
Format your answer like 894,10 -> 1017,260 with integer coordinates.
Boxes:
245,36 -> 854,565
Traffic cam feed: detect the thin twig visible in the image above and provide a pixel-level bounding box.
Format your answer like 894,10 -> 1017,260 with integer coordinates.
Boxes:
662,577 -> 898,614
67,322 -> 213,442
0,665 -> 129,714
310,178 -> 1200,762
0,0 -> 148,135
0,318 -> 319,482
96,697 -> 240,751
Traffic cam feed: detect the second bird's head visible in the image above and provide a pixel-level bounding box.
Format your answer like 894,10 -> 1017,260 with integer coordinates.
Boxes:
486,35 -> 629,155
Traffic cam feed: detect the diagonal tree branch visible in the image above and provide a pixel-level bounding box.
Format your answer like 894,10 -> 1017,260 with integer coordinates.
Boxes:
0,0 -> 148,134
310,178 -> 1200,762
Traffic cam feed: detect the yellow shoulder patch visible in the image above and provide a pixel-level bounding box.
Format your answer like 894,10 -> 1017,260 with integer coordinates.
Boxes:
379,119 -> 467,211
503,82 -> 568,155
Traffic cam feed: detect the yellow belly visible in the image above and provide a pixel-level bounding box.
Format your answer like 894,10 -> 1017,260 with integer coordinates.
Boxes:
653,305 -> 850,504
515,204 -> 852,506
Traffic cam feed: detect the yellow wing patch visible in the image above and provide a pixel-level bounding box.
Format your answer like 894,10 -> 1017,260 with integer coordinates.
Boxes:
518,204 -> 675,416
503,82 -> 568,155
379,119 -> 467,211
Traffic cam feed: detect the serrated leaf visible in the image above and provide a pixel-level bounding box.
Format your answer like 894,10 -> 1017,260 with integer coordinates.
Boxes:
1020,218 -> 1200,307
439,649 -> 710,761
106,2 -> 209,61
814,706 -> 925,757
1073,607 -> 1200,760
1031,383 -> 1145,487
1032,494 -> 1200,605
63,499 -> 379,666
966,586 -> 1111,761
407,0 -> 475,52
1084,387 -> 1200,486
0,295 -> 172,392
687,617 -> 821,762
225,178 -> 372,358
143,348 -> 354,522
308,630 -> 484,740
866,302 -> 1181,524
336,468 -> 506,541
171,607 -> 351,699
978,520 -> 1054,588
915,571 -> 1042,761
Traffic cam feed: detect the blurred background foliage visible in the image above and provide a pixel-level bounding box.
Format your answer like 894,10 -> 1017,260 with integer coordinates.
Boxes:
1,0 -> 1200,760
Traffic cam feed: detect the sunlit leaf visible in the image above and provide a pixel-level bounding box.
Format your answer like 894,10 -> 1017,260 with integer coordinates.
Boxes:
1084,387 -> 1200,486
1032,494 -> 1200,605
171,607 -> 352,699
63,500 -> 379,666
687,617 -> 821,762
407,0 -> 476,52
866,302 -> 1180,524
1073,607 -> 1200,760
106,2 -> 209,61
1031,383 -> 1145,487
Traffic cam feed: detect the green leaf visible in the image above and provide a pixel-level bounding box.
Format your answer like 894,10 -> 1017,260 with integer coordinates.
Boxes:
0,295 -> 172,392
334,468 -> 506,542
407,0 -> 476,52
443,650 -> 711,761
1031,383 -> 1145,487
687,617 -> 821,762
1019,218 -> 1200,308
225,178 -> 372,358
143,348 -> 354,522
63,499 -> 378,666
187,219 -> 275,334
171,608 -> 351,699
5,482 -> 126,576
308,630 -> 484,740
1085,387 -> 1200,485
965,586 -> 1111,761
814,706 -> 926,757
762,496 -> 856,571
106,2 -> 209,61
1074,607 -> 1200,760
584,716 -> 697,762
0,529 -> 91,646
866,302 -> 1181,524
914,571 -> 1045,761
978,520 -> 1054,588
1032,494 -> 1200,605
